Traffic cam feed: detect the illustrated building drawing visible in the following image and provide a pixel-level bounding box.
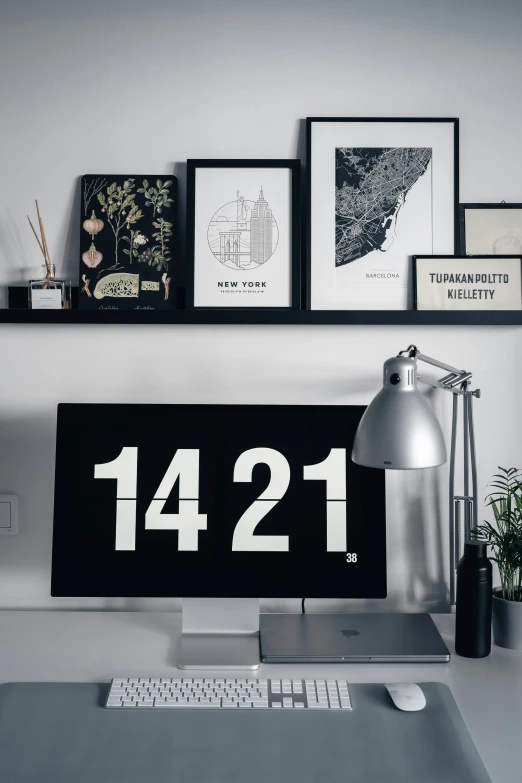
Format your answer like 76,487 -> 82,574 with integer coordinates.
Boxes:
250,188 -> 273,265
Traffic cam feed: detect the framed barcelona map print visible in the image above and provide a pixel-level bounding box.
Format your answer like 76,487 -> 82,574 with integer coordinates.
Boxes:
79,174 -> 177,310
186,160 -> 301,310
307,118 -> 459,310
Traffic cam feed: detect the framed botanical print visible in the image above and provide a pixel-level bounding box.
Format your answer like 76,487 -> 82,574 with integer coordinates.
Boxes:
79,175 -> 177,310
186,160 -> 301,310
459,203 -> 522,256
307,118 -> 459,310
413,255 -> 522,311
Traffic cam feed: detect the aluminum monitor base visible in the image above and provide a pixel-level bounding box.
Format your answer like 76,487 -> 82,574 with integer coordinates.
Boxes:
178,598 -> 260,670
178,632 -> 260,670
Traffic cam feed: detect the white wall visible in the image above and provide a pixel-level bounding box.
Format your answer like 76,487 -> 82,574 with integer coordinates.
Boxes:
0,0 -> 521,611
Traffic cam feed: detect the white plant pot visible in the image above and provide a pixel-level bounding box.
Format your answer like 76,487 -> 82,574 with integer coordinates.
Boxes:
492,590 -> 522,650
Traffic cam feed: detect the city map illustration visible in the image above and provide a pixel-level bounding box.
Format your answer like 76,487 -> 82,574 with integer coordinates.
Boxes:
335,147 -> 432,267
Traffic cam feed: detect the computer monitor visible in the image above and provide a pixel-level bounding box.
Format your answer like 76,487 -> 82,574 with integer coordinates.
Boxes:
51,403 -> 386,667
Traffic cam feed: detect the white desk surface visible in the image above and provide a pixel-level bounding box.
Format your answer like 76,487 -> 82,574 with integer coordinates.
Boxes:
0,610 -> 521,782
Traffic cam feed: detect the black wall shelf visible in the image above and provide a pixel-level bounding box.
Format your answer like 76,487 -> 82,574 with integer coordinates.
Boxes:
6,286 -> 521,325
0,309 -> 521,325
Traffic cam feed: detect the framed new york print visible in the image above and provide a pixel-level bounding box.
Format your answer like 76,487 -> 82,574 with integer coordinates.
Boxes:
307,118 -> 459,310
186,160 -> 301,310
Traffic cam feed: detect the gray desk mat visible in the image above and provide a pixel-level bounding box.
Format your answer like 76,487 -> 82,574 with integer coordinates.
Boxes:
0,682 -> 491,783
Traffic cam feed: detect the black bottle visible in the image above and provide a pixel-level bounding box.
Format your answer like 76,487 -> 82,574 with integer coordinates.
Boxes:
455,541 -> 492,658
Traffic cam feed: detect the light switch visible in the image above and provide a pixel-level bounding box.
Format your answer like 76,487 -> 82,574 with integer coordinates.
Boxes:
0,496 -> 18,535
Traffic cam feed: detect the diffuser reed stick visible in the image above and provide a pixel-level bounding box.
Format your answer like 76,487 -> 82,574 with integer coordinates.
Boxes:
35,200 -> 52,275
27,200 -> 54,286
26,216 -> 45,258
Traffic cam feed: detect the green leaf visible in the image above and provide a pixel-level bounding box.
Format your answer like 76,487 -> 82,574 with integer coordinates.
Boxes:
142,179 -> 149,189
156,179 -> 162,189
483,467 -> 522,597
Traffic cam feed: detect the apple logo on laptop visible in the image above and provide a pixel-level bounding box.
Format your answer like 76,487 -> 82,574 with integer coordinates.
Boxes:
341,629 -> 360,638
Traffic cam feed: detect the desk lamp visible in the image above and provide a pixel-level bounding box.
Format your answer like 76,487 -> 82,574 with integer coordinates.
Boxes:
352,344 -> 480,604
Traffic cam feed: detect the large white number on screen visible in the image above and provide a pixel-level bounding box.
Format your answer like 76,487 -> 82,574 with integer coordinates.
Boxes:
95,445 -> 348,554
94,447 -> 138,551
303,448 -> 347,552
232,448 -> 290,551
145,449 -> 207,551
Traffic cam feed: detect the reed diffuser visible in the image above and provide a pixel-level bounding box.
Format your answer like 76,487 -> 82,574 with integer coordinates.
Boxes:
27,201 -> 71,309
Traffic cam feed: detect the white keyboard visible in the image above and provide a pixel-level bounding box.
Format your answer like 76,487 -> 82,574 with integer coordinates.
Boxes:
106,678 -> 352,710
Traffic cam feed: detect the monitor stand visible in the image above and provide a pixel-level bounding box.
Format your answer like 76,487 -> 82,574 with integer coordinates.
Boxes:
178,598 -> 260,670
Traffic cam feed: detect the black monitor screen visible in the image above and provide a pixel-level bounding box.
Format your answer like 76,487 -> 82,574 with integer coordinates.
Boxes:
51,404 -> 386,598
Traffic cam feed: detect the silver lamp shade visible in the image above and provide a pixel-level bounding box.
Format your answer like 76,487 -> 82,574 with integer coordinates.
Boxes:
352,355 -> 447,470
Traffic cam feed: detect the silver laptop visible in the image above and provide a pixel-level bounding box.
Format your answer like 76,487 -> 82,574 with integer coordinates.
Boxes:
259,613 -> 450,663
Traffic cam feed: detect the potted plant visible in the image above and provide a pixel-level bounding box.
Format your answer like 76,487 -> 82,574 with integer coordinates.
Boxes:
476,467 -> 522,649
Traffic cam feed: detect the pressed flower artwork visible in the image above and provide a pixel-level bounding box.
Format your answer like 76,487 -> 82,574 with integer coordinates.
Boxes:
79,174 -> 177,309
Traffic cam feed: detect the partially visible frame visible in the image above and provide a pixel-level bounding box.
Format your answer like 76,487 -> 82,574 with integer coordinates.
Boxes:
186,159 -> 301,311
413,254 -> 522,311
459,203 -> 522,256
307,117 -> 459,310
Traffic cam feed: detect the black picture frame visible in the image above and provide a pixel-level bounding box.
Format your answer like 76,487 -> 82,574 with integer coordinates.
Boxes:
186,159 -> 301,311
79,174 -> 178,311
459,203 -> 522,255
413,254 -> 522,311
306,117 -> 460,310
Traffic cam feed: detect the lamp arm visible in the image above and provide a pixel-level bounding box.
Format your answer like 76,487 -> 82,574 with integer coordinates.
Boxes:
415,350 -> 467,377
399,345 -> 480,606
400,344 -> 478,394
399,344 -> 465,375
417,374 -> 474,396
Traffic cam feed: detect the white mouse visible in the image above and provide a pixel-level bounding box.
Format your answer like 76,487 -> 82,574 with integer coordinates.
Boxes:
385,683 -> 426,712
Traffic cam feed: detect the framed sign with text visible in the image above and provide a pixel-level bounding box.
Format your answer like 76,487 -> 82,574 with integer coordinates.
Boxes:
414,255 -> 522,311
186,160 -> 301,311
